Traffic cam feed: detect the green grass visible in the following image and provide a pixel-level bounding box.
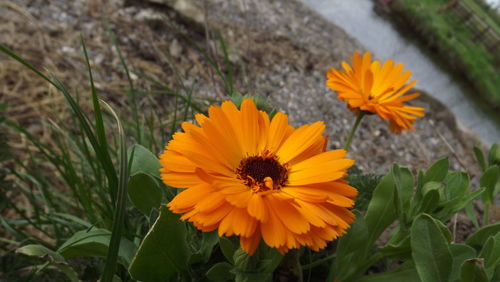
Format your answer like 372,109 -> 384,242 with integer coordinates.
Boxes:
389,0 -> 500,109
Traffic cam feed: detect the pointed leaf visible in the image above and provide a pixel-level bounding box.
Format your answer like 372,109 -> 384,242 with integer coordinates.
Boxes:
365,173 -> 397,246
206,262 -> 234,281
128,173 -> 161,215
220,237 -> 237,264
58,228 -> 136,267
460,258 -> 488,282
423,158 -> 449,183
17,244 -> 65,262
466,222 -> 500,250
129,206 -> 189,281
473,145 -> 486,172
480,165 -> 499,205
411,214 -> 452,282
128,144 -> 162,178
450,244 -> 476,282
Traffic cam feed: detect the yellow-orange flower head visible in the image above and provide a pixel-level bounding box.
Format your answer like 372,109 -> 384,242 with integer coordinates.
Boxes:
160,99 -> 357,255
326,51 -> 425,134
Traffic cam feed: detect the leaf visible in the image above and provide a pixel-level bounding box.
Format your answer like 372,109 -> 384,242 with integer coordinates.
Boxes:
418,189 -> 440,214
128,144 -> 162,178
365,172 -> 397,246
379,235 -> 411,260
258,248 -> 283,273
421,181 -> 444,197
58,228 -> 136,267
411,214 -> 453,282
396,167 -> 414,211
127,173 -> 161,215
450,244 -> 476,282
466,222 -> 500,250
487,143 -> 499,167
189,231 -> 219,264
128,206 -> 189,281
473,145 -> 486,172
206,262 -> 234,281
17,245 -> 80,282
436,188 -> 485,221
423,158 -> 449,183
480,165 -> 499,205
460,258 -> 488,282
442,172 -> 469,201
329,211 -> 370,281
220,237 -> 237,264
43,264 -> 80,282
478,233 -> 500,279
17,244 -> 65,262
357,267 -> 420,282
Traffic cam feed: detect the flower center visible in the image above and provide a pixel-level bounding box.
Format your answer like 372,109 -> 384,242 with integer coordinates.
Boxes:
236,152 -> 288,193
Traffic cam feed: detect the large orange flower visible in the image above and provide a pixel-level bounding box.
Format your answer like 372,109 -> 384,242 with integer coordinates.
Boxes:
326,51 -> 425,134
160,99 -> 357,255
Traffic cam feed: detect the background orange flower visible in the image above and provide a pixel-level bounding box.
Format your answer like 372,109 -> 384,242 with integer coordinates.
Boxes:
326,51 -> 425,134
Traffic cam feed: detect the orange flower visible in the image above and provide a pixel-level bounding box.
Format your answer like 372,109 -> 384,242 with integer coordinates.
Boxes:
326,51 -> 425,134
160,99 -> 357,255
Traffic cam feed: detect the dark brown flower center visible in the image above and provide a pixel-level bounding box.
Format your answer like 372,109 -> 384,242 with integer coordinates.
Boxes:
236,153 -> 288,193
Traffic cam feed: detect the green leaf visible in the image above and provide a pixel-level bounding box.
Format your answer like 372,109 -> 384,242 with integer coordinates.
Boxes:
487,144 -> 499,167
206,262 -> 234,281
258,248 -> 283,273
127,173 -> 161,215
423,158 -> 449,183
365,173 -> 397,246
379,235 -> 411,260
396,167 -> 414,211
442,172 -> 469,201
492,264 -> 500,282
466,222 -> 500,250
450,244 -> 477,282
418,189 -> 440,214
411,214 -> 453,282
480,165 -> 499,205
358,267 -> 420,282
220,237 -> 237,264
421,181 -> 444,197
17,244 -> 65,262
129,206 -> 189,281
233,248 -> 251,271
58,228 -> 136,267
128,144 -> 162,178
478,233 -> 500,278
329,211 -> 370,281
436,188 -> 485,221
473,145 -> 486,172
460,258 -> 488,282
189,231 -> 219,264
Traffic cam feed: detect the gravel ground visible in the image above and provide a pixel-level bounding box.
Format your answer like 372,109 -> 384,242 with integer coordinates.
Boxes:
1,0 -> 484,176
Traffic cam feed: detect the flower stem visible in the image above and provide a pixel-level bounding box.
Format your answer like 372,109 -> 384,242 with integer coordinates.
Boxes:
343,112 -> 366,151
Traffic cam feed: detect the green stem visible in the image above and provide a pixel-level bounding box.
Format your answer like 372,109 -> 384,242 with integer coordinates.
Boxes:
301,253 -> 336,270
343,112 -> 365,151
482,203 -> 491,226
293,249 -> 304,282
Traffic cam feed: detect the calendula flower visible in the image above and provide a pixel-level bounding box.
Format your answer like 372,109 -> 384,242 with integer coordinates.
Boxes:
326,51 -> 425,134
160,99 -> 357,255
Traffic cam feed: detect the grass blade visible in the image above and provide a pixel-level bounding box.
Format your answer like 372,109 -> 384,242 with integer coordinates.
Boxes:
100,101 -> 129,282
